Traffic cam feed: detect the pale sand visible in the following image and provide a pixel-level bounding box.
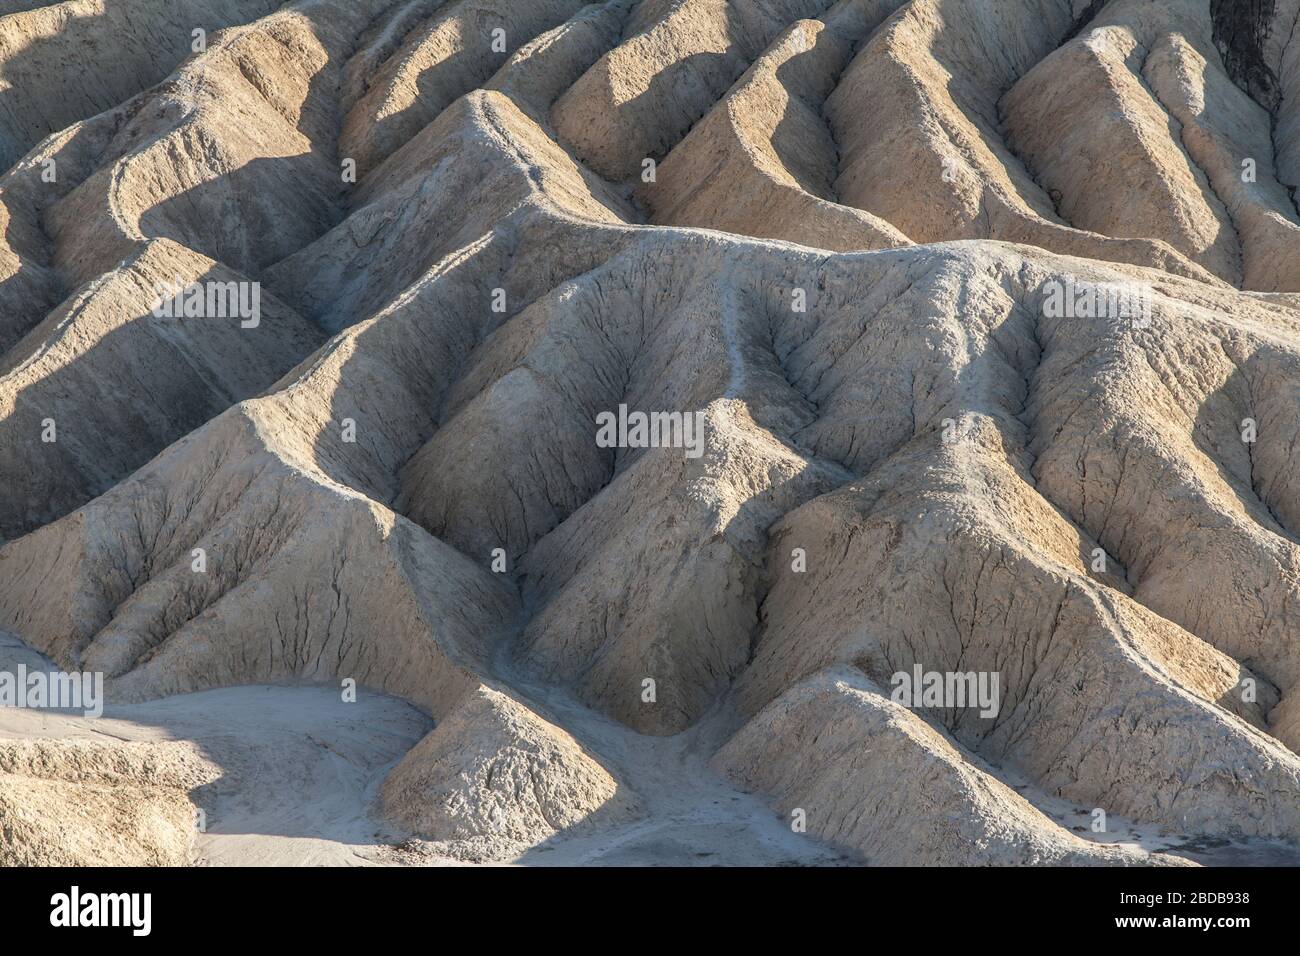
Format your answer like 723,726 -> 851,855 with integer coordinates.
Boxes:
4,633 -> 1296,867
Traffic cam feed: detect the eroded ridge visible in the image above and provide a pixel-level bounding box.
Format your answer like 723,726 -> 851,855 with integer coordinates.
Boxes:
2,0 -> 1300,866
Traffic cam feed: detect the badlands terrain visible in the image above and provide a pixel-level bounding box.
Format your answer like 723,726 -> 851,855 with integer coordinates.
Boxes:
2,0 -> 1300,866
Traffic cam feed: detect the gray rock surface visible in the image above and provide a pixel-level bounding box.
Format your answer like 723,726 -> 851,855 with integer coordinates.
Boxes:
2,0 -> 1300,866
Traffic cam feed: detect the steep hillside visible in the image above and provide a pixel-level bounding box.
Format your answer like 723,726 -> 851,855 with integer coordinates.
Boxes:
2,0 -> 1300,866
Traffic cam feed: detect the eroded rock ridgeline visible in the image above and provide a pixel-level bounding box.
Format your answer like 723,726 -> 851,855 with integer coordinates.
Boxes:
2,0 -> 1300,866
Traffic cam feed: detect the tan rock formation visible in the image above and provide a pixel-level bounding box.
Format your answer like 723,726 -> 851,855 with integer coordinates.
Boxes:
1,0 -> 1299,867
